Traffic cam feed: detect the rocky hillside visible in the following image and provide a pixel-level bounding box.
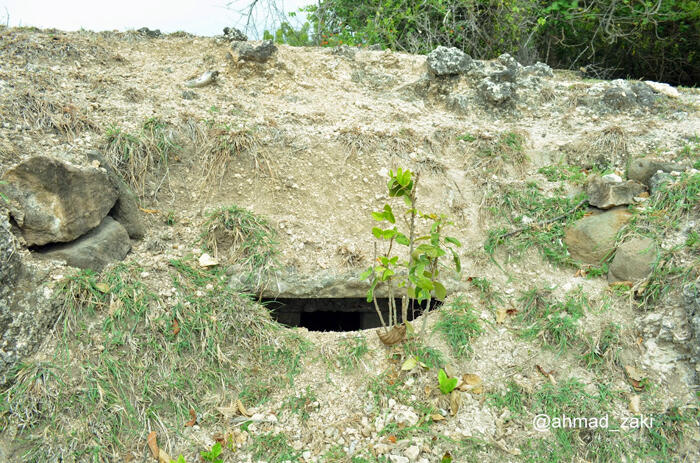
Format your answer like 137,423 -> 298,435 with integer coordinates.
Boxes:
1,27 -> 699,462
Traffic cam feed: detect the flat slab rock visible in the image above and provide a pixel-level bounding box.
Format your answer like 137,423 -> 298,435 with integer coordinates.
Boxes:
35,216 -> 131,272
233,269 -> 462,299
585,175 -> 645,209
0,156 -> 118,246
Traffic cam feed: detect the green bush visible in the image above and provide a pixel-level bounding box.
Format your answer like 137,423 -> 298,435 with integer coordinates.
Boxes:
297,0 -> 698,85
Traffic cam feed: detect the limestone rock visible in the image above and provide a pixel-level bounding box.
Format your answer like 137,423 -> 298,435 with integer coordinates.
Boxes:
682,283 -> 700,368
603,80 -> 658,109
585,176 -> 646,209
608,237 -> 658,282
426,46 -> 472,76
522,62 -> 554,77
0,210 -> 21,288
645,80 -> 680,98
223,26 -> 247,42
478,78 -> 516,105
497,53 -> 521,72
564,208 -> 632,264
86,151 -> 145,239
649,171 -> 674,195
231,40 -> 276,63
627,157 -> 684,186
1,156 -> 118,246
35,216 -> 131,272
0,261 -> 61,386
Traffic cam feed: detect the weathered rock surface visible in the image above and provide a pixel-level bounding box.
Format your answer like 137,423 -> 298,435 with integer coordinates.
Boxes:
649,171 -> 674,195
232,269 -> 462,299
231,40 -> 276,63
0,156 -> 118,246
564,207 -> 632,264
627,157 -> 684,186
86,151 -> 145,239
608,237 -> 657,282
0,210 -> 21,289
426,46 -> 472,76
683,283 -> 700,369
0,262 -> 60,386
35,216 -> 131,272
223,26 -> 247,41
585,175 -> 646,209
603,80 -> 658,109
522,62 -> 554,77
477,78 -> 516,105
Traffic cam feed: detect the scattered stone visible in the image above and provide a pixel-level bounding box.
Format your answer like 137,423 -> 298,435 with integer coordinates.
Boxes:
198,253 -> 218,268
522,62 -> 554,77
231,40 -> 277,63
137,27 -> 161,38
404,445 -> 421,460
86,151 -> 145,240
368,44 -> 383,51
627,157 -> 685,186
181,90 -> 197,100
389,455 -> 409,463
332,44 -> 357,60
497,53 -> 521,72
223,26 -> 247,42
585,175 -> 646,209
608,237 -> 658,283
185,70 -> 219,88
603,79 -> 658,109
1,156 -> 118,246
478,78 -> 516,105
645,80 -> 680,98
35,216 -> 131,272
426,46 -> 473,76
649,171 -> 674,195
564,208 -> 632,264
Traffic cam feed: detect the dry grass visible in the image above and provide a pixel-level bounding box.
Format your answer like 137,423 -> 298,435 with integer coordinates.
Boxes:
566,125 -> 629,169
467,130 -> 529,176
337,126 -> 378,161
5,91 -> 98,138
102,118 -> 179,199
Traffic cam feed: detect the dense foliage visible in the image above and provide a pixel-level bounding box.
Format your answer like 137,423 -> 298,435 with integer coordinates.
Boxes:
273,0 -> 699,86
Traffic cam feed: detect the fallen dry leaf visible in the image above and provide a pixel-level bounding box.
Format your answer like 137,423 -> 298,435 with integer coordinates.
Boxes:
94,282 -> 110,293
450,390 -> 461,416
236,399 -> 251,417
496,308 -> 507,324
506,308 -> 518,315
401,356 -> 418,371
458,373 -> 483,393
157,449 -> 171,463
213,433 -> 225,445
625,365 -> 644,381
430,413 -> 446,422
139,207 -> 159,214
610,280 -> 634,289
185,408 -> 196,427
387,435 -> 397,443
147,431 -> 158,459
629,394 -> 641,414
172,318 -> 180,336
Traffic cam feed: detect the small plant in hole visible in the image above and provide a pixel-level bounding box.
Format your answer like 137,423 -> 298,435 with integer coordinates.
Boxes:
337,335 -> 369,371
165,210 -> 176,226
361,168 -> 462,338
438,369 -> 458,394
457,133 -> 476,142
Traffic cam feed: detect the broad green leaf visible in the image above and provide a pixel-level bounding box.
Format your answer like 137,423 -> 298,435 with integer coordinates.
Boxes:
359,267 -> 373,280
383,204 -> 395,223
372,227 -> 383,239
445,236 -> 462,247
382,268 -> 395,280
407,286 -> 416,299
395,232 -> 409,246
433,281 -> 447,300
382,228 -> 396,240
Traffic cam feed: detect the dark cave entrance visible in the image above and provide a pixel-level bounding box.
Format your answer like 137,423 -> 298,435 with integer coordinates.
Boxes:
263,297 -> 441,332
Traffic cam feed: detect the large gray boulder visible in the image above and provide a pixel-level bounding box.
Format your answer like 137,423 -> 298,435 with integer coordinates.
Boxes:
0,156 -> 118,246
86,151 -> 145,239
35,216 -> 131,272
585,175 -> 646,209
564,207 -> 632,264
608,237 -> 658,282
627,157 -> 684,187
426,46 -> 473,76
231,40 -> 276,63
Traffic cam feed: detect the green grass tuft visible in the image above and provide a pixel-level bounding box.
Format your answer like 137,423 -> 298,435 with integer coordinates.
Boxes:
434,296 -> 483,357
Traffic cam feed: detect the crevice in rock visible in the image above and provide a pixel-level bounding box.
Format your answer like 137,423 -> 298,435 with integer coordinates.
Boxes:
263,297 -> 441,332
